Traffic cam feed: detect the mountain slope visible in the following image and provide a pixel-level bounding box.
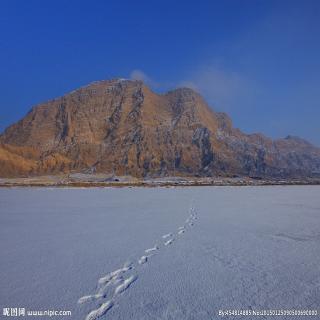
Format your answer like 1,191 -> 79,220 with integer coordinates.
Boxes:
1,79 -> 320,178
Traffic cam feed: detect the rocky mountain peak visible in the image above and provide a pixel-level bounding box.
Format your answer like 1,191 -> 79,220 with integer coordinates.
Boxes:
1,79 -> 320,178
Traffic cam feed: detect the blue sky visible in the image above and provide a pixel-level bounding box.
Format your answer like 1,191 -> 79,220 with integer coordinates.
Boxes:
1,0 -> 319,145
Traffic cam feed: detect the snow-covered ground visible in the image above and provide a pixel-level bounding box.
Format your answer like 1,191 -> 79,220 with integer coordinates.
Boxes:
0,186 -> 319,319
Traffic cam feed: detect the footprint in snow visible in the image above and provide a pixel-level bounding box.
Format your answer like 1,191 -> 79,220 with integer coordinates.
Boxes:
97,264 -> 132,286
138,255 -> 148,265
80,202 -> 197,320
164,239 -> 174,246
85,300 -> 114,320
78,294 -> 103,304
114,275 -> 138,295
145,246 -> 158,253
82,272 -> 137,320
79,264 -> 134,304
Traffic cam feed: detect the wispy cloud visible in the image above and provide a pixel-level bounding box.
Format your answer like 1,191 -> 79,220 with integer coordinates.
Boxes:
130,69 -> 160,88
178,63 -> 258,111
129,64 -> 259,114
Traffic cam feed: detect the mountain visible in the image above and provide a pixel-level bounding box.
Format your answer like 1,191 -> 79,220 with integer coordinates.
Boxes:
1,78 -> 320,178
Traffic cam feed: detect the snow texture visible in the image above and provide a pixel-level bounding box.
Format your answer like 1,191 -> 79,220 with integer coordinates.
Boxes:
0,186 -> 320,319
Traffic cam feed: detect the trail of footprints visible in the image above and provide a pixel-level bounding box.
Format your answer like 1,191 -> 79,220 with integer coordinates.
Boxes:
78,203 -> 198,320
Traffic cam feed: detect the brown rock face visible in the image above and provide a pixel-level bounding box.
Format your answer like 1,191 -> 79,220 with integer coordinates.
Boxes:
1,79 -> 320,178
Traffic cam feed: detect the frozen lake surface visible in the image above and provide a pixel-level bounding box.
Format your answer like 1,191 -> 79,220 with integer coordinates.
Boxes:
0,186 -> 320,319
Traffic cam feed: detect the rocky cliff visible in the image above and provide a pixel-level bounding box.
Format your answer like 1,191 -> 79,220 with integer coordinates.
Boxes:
1,79 -> 320,178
